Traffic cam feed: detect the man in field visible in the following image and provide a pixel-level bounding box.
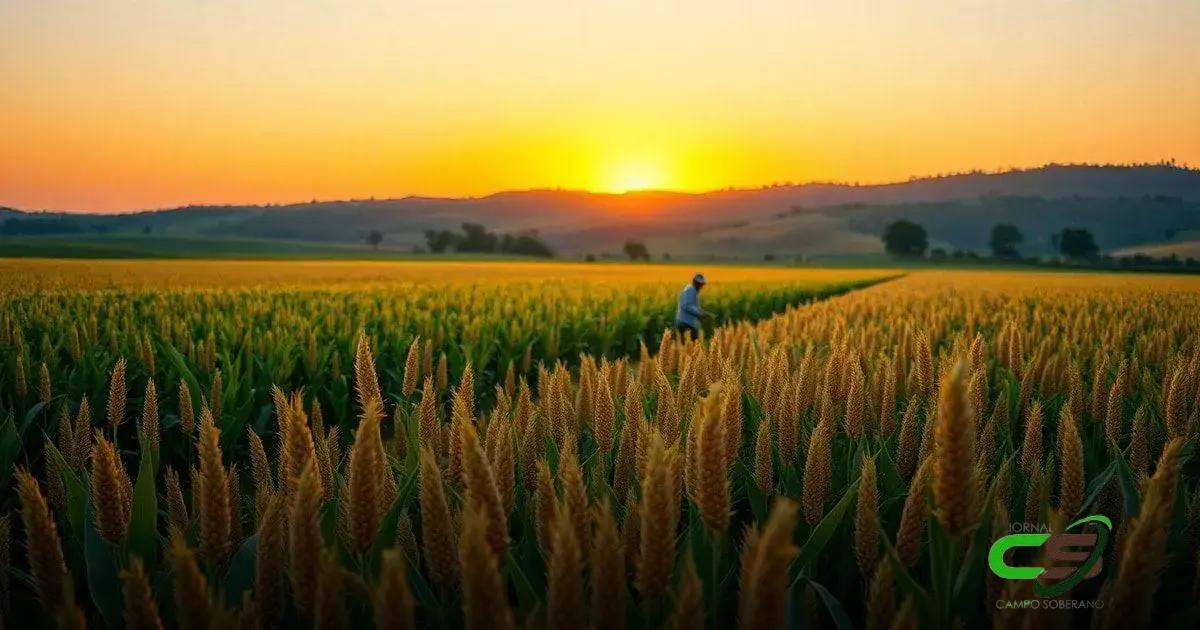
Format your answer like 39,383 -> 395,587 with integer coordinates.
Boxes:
675,272 -> 712,340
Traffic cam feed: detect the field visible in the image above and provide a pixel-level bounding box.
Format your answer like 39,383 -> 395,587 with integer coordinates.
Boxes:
0,235 -> 398,260
0,260 -> 887,414
0,262 -> 1198,629
1114,236 -> 1200,260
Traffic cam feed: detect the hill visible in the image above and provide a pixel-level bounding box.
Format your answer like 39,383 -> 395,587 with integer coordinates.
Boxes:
3,164 -> 1199,259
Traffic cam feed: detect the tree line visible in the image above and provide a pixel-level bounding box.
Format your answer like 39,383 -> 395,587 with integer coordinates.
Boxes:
881,219 -> 1199,270
421,223 -> 554,257
882,220 -> 1103,260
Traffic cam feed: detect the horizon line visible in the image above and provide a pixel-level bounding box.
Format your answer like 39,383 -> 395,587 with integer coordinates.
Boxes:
4,159 -> 1195,216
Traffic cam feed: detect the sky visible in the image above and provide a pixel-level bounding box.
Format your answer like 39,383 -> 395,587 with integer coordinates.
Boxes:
2,0 -> 1198,213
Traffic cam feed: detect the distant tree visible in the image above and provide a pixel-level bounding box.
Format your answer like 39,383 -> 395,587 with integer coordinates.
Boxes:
143,224 -> 152,234
424,224 -> 552,257
1057,228 -> 1099,259
624,240 -> 651,261
584,254 -> 596,262
2,217 -> 85,235
424,229 -> 461,253
366,229 -> 384,249
459,222 -> 499,253
499,232 -> 554,258
988,224 -> 1023,258
930,247 -> 948,260
882,220 -> 928,258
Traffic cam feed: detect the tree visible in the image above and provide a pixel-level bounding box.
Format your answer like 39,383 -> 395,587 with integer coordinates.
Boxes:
424,229 -> 461,253
424,224 -> 553,257
366,229 -> 384,250
881,220 -> 928,258
623,240 -> 651,261
2,217 -> 85,235
1057,228 -> 1099,260
458,223 -> 499,253
988,224 -> 1023,258
500,232 -> 554,258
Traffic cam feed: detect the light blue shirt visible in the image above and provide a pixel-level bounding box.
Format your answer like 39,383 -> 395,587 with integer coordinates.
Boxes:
675,284 -> 703,327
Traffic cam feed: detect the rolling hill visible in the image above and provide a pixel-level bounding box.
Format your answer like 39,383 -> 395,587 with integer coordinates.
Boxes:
3,164 -> 1199,260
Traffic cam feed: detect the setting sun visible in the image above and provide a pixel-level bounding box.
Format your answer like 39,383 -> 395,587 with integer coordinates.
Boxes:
0,1 -> 1197,212
601,158 -> 671,193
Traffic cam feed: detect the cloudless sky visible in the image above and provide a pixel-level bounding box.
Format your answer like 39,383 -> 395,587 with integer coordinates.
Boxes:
2,0 -> 1198,212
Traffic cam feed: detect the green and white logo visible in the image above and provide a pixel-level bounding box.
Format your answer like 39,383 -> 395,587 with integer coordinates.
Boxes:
987,514 -> 1111,598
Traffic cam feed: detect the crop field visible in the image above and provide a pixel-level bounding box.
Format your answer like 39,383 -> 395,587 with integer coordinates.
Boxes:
0,260 -> 889,413
0,263 -> 1198,629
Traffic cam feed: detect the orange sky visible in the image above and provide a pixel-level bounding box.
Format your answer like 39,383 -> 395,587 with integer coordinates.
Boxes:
2,1 -> 1198,213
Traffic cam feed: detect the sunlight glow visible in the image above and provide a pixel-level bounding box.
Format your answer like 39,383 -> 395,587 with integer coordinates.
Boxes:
602,158 -> 671,193
0,1 -> 1197,211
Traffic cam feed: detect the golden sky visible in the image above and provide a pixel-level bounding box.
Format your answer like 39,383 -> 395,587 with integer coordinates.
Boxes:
2,0 -> 1198,212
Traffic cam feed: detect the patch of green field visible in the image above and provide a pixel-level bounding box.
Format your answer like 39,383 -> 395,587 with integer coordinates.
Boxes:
0,235 -> 426,259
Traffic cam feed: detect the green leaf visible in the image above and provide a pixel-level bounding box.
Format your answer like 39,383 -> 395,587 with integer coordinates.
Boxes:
43,439 -> 87,538
224,533 -> 259,608
875,441 -> 906,500
219,410 -> 250,453
506,554 -> 540,620
161,342 -> 202,411
797,480 -> 858,572
0,415 -> 21,493
367,469 -> 416,571
877,523 -> 936,626
403,406 -> 420,471
126,430 -> 159,564
739,460 -> 768,523
84,489 -> 124,628
1081,459 -> 1117,514
800,578 -> 854,630
952,489 -> 997,603
1114,449 -> 1141,517
20,401 -> 48,435
927,519 -> 955,623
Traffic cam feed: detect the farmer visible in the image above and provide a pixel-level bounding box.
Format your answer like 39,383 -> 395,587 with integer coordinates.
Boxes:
674,272 -> 712,340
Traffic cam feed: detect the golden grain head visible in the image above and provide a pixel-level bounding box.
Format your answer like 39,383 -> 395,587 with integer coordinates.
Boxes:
90,431 -> 131,543
932,361 -> 976,539
739,499 -> 800,630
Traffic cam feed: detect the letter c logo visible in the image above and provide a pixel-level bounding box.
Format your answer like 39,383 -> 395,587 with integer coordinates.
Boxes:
988,533 -> 1050,580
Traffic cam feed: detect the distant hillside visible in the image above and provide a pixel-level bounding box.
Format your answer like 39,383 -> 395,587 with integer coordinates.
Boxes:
4,164 -> 1199,259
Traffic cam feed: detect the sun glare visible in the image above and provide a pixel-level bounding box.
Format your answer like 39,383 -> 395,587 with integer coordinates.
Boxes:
602,158 -> 669,193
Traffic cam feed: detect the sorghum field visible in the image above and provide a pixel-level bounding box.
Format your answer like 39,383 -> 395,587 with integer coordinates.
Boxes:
0,262 -> 1198,630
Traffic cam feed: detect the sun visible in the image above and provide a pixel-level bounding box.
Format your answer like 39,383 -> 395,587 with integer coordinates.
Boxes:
602,158 -> 669,193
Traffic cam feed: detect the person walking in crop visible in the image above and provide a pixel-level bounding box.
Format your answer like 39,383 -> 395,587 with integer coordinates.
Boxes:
675,273 -> 711,340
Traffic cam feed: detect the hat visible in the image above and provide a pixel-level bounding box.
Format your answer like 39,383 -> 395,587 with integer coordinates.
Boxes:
693,273 -> 706,285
